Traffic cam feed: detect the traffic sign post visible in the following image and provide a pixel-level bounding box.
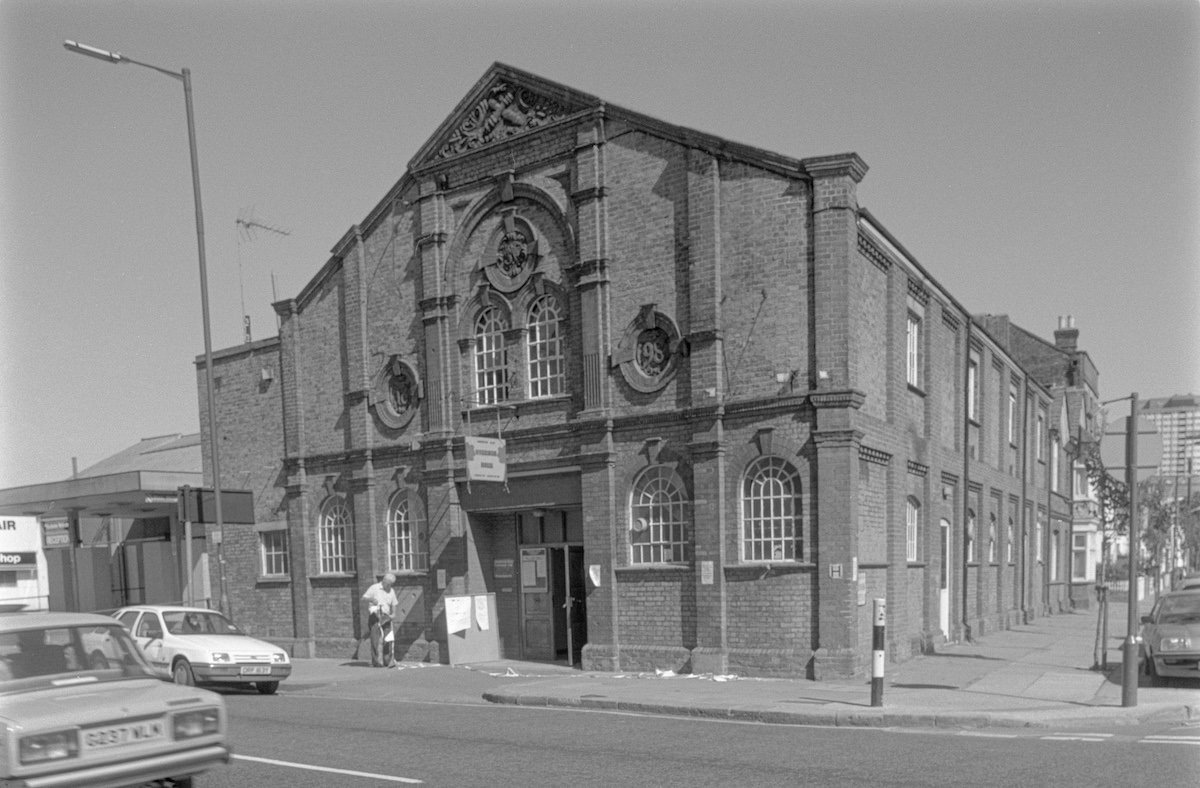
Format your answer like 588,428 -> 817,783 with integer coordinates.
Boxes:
1099,394 -> 1163,708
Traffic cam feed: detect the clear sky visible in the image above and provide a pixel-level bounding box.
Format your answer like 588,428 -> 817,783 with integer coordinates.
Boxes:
1,0 -> 1197,489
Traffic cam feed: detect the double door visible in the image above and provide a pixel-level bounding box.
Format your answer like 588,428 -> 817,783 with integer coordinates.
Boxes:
520,544 -> 585,664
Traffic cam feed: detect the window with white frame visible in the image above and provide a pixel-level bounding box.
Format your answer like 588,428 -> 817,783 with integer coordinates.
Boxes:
967,353 -> 980,422
988,514 -> 997,563
966,510 -> 977,563
1008,390 -> 1017,445
906,498 -> 920,562
741,457 -> 803,562
259,529 -> 289,577
527,294 -> 565,399
1073,465 -> 1088,498
1036,410 -> 1046,462
1006,518 -> 1015,564
474,307 -> 509,405
1049,529 -> 1059,581
629,466 -> 689,564
1035,515 -> 1044,562
386,493 -> 428,573
1071,532 -> 1089,581
1051,438 -> 1060,492
318,497 -> 355,574
906,312 -> 922,388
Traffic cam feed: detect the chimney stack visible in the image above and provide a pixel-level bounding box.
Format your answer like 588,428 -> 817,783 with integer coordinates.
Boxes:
1054,315 -> 1078,352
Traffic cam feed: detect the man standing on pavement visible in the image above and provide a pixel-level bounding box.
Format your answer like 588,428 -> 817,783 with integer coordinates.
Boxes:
362,572 -> 399,668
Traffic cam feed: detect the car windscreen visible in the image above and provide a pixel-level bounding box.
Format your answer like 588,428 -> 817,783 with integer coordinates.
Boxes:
163,610 -> 245,636
1158,595 -> 1200,624
0,623 -> 158,691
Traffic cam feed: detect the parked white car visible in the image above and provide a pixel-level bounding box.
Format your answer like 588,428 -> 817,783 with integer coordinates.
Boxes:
112,605 -> 292,695
0,610 -> 230,787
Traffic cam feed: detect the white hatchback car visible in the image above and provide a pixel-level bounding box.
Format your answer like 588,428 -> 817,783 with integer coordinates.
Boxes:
113,605 -> 292,695
0,610 -> 230,787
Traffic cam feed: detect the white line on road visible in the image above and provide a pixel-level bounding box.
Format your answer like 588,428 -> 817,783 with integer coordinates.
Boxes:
955,731 -> 1020,738
1040,735 -> 1110,742
234,754 -> 424,783
1139,737 -> 1200,746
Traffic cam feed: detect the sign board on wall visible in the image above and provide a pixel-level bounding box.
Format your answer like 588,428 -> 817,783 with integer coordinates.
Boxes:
40,519 -> 72,549
465,437 -> 506,482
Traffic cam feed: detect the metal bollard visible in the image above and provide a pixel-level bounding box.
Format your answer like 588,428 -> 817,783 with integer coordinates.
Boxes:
871,598 -> 886,707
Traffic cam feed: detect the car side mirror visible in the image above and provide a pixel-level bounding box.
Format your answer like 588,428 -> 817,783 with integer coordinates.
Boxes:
1140,615 -> 1152,624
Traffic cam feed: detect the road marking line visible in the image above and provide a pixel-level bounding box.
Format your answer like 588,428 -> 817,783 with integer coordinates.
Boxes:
1040,736 -> 1108,742
1139,738 -> 1200,746
956,731 -> 1020,738
234,754 -> 423,783
1141,735 -> 1200,740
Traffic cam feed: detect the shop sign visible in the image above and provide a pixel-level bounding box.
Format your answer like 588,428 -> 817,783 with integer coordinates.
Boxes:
41,519 -> 72,549
0,552 -> 35,566
465,436 -> 506,482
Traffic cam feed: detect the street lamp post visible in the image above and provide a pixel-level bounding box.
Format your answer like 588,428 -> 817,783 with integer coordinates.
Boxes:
64,40 -> 228,615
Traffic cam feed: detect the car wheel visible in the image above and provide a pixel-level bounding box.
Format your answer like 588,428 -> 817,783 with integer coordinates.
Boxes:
255,680 -> 280,695
1144,653 -> 1165,687
172,659 -> 196,686
88,651 -> 110,670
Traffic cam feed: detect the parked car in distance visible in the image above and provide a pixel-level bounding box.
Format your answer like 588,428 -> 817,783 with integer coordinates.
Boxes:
1139,588 -> 1200,686
112,605 -> 292,695
0,610 -> 230,788
1176,571 -> 1200,591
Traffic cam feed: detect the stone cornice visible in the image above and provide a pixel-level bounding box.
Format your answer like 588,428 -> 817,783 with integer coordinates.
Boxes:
809,389 -> 867,410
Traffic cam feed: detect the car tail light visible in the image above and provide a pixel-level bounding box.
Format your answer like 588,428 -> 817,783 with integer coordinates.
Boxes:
20,730 -> 79,765
172,708 -> 222,740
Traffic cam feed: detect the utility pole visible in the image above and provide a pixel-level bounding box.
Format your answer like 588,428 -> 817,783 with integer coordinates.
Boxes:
1122,393 -> 1140,707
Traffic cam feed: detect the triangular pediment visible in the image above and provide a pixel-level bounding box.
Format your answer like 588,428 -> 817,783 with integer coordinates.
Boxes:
409,63 -> 599,169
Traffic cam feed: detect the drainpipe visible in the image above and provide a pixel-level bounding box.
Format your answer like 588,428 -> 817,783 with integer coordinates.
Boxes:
961,322 -> 973,641
1019,376 -> 1029,622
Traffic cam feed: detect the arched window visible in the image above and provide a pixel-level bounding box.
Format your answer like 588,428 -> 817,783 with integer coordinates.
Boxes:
741,457 -> 802,562
629,466 -> 689,564
386,493 -> 427,573
1007,517 -> 1015,564
474,307 -> 508,405
988,514 -> 997,563
527,294 -> 564,399
906,498 -> 921,562
966,510 -> 977,563
318,497 -> 355,574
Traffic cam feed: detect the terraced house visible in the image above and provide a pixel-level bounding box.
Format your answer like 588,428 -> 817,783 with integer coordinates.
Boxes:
200,64 -> 1092,679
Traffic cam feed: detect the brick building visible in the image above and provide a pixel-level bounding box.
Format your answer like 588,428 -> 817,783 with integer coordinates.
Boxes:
200,64 -> 1083,678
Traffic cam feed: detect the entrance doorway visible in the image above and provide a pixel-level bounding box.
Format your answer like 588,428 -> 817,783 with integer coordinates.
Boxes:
517,510 -> 586,665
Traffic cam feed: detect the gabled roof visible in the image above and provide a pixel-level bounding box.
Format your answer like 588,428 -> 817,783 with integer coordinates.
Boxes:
75,433 -> 200,478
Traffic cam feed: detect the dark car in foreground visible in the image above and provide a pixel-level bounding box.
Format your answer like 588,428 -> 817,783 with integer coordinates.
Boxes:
0,610 -> 230,787
1140,588 -> 1200,686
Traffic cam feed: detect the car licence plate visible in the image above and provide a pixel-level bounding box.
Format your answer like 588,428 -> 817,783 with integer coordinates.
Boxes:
240,665 -> 271,675
82,720 -> 166,751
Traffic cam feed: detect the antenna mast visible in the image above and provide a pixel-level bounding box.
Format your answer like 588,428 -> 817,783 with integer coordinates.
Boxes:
235,207 -> 290,343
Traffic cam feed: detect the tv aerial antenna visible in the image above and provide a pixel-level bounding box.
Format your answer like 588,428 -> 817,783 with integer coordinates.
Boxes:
235,207 -> 290,343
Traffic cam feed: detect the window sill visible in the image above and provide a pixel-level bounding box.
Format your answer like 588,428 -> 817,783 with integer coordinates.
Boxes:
256,575 -> 291,585
726,562 -> 814,576
907,383 -> 926,397
906,561 -> 927,568
615,563 -> 691,573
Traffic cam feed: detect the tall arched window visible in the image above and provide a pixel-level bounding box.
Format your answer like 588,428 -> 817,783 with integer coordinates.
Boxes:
1007,517 -> 1015,564
906,498 -> 921,562
629,466 -> 689,564
474,307 -> 508,405
527,294 -> 564,398
386,493 -> 427,573
318,497 -> 355,574
988,514 -> 997,563
966,510 -> 977,563
741,457 -> 802,562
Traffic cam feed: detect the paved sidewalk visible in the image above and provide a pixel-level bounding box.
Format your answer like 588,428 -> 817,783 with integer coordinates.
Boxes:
475,602 -> 1200,729
284,601 -> 1200,730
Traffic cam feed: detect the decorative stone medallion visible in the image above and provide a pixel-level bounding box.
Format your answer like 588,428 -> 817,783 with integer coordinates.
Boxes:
371,356 -> 422,430
613,306 -> 685,393
482,213 -> 539,293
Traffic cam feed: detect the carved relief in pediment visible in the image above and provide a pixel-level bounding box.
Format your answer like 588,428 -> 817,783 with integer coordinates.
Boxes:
437,81 -> 568,159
